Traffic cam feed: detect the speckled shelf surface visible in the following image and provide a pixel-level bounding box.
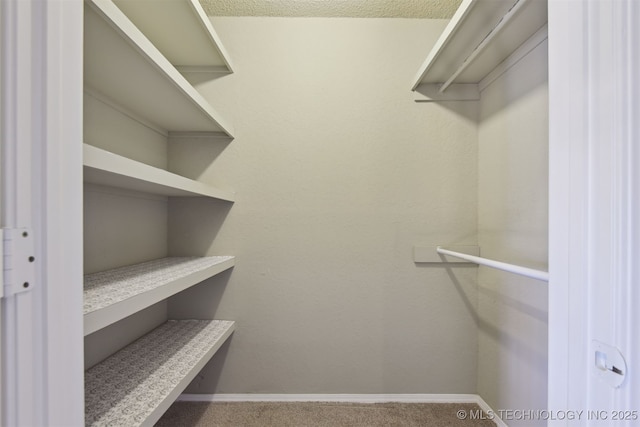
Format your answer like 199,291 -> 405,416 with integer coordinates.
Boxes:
84,256 -> 234,315
85,319 -> 235,427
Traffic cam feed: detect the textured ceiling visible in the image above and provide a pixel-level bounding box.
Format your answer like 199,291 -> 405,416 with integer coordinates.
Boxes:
199,0 -> 462,19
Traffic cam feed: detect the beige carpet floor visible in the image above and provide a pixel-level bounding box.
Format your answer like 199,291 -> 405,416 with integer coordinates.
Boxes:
155,402 -> 497,426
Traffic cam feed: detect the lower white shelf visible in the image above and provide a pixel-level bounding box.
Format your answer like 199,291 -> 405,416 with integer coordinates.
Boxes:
85,319 -> 235,427
84,256 -> 235,335
83,143 -> 236,201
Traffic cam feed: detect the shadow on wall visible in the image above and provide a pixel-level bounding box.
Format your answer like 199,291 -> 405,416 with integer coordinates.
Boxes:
477,309 -> 547,374
476,273 -> 548,361
168,269 -> 233,320
169,197 -> 234,256
443,265 -> 480,325
418,263 -> 548,373
168,135 -> 234,181
478,42 -> 548,121
477,282 -> 547,323
415,262 -> 480,325
183,70 -> 232,87
184,337 -> 234,396
166,269 -> 235,395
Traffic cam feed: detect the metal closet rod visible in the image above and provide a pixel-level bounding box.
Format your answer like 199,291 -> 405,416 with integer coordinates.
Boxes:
439,0 -> 528,93
436,246 -> 549,282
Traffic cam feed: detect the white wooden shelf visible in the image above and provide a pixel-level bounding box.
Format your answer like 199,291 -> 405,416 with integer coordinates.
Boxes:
85,319 -> 235,426
112,0 -> 234,73
82,0 -> 238,424
83,144 -> 235,201
84,256 -> 235,335
411,0 -> 547,98
84,0 -> 234,136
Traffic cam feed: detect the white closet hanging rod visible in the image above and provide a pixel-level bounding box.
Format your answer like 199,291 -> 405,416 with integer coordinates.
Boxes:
436,246 -> 549,282
439,0 -> 528,93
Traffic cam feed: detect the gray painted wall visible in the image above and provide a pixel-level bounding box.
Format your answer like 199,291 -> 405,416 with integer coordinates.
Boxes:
476,40 -> 549,424
167,17 -> 481,394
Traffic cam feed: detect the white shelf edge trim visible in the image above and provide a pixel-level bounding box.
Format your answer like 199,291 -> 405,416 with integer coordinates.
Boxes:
86,0 -> 235,137
84,256 -> 235,336
411,0 -> 477,91
85,319 -> 235,427
110,0 -> 235,73
83,144 -> 236,201
186,0 -> 235,72
84,88 -> 168,138
438,0 -> 529,93
413,24 -> 548,102
168,131 -> 234,141
436,246 -> 549,282
175,65 -> 232,74
410,0 -> 547,92
478,23 -> 548,92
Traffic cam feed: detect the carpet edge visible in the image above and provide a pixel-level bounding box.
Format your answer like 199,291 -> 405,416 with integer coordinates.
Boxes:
177,394 -> 508,426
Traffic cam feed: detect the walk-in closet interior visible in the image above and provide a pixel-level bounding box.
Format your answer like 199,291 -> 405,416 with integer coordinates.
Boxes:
81,0 -> 549,425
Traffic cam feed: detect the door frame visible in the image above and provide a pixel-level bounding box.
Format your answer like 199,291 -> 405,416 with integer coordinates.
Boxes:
1,0 -> 84,425
548,0 -> 640,421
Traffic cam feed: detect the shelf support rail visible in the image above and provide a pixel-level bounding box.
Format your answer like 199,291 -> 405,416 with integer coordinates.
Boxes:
439,0 -> 528,93
436,246 -> 549,282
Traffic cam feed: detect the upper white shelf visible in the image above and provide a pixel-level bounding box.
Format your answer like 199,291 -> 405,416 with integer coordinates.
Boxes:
85,319 -> 235,426
83,144 -> 236,201
84,256 -> 235,335
84,0 -> 234,136
112,0 -> 234,73
411,0 -> 547,92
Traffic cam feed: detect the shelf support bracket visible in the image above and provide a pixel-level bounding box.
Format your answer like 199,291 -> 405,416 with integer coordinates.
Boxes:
2,228 -> 36,297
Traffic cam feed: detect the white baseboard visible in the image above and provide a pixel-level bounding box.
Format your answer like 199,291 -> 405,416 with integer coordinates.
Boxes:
474,395 -> 509,427
178,393 -> 508,426
179,393 -> 478,403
